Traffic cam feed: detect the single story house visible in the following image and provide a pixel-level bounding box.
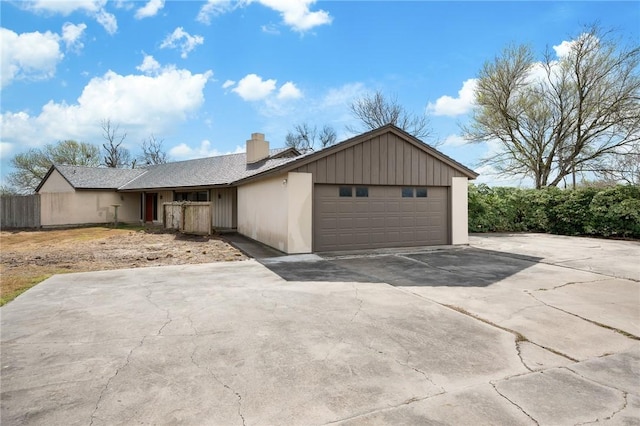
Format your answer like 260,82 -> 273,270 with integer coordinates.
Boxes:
36,125 -> 478,253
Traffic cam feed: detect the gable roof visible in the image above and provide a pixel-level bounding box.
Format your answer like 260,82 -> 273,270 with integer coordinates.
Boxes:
36,164 -> 147,192
234,124 -> 478,185
35,126 -> 477,193
118,148 -> 301,191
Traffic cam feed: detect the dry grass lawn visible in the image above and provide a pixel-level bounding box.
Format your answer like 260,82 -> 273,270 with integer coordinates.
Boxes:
0,226 -> 247,306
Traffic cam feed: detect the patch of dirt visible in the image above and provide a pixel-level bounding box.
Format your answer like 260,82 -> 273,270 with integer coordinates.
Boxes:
0,226 -> 247,304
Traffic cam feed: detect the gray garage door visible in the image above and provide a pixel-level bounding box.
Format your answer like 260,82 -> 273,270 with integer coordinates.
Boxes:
314,185 -> 449,251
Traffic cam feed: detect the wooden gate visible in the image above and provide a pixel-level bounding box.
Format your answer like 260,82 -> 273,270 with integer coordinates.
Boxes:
163,202 -> 211,235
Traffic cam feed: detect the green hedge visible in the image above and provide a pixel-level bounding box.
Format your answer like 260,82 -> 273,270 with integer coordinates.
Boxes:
468,184 -> 640,239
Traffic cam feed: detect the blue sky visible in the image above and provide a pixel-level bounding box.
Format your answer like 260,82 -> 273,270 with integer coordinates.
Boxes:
1,0 -> 639,187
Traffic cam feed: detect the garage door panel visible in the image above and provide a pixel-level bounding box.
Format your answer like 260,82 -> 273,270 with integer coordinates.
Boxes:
314,185 -> 449,251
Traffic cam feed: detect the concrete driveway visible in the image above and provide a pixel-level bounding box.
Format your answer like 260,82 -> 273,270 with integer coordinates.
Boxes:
1,234 -> 639,425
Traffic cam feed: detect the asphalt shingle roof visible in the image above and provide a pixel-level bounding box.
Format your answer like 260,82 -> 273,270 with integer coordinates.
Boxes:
118,149 -> 301,190
55,165 -> 147,189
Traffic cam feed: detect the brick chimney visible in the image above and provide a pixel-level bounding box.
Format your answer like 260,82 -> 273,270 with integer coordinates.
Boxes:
246,133 -> 269,164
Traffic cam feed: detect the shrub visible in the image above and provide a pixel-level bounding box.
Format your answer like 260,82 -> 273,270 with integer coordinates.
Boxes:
468,184 -> 640,239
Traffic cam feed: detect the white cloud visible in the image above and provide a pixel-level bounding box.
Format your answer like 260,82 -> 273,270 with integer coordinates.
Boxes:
23,0 -> 117,34
24,0 -> 106,14
95,9 -> 117,34
1,67 -> 213,152
169,140 -> 244,160
61,22 -> 87,51
198,0 -> 332,32
1,28 -> 64,88
160,27 -> 204,59
428,78 -> 477,117
222,79 -> 235,89
277,81 -> 302,100
258,0 -> 332,32
136,54 -> 161,74
261,24 -> 280,35
113,0 -> 134,10
232,74 -> 276,101
553,40 -> 574,58
135,0 -> 164,19
0,142 -> 14,158
320,82 -> 366,108
443,134 -> 468,147
197,0 -> 239,24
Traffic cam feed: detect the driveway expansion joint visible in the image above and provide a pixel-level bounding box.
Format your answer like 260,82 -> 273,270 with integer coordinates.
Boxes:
527,292 -> 640,340
321,392 -> 444,425
535,277 -> 609,292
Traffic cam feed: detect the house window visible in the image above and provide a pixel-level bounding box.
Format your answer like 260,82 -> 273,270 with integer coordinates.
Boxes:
175,191 -> 208,201
416,188 -> 428,198
355,187 -> 369,197
402,187 -> 414,198
339,186 -> 352,197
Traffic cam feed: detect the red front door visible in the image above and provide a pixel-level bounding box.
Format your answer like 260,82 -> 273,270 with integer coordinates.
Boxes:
145,193 -> 155,222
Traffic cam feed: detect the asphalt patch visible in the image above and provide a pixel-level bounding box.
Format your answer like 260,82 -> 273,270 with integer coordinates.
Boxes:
262,248 -> 541,287
260,258 -> 382,283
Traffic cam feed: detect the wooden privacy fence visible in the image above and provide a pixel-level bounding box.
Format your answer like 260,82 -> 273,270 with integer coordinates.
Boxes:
0,195 -> 41,229
163,202 -> 211,235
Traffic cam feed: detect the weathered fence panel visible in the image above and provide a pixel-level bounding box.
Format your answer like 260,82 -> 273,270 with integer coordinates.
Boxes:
163,202 -> 211,235
183,203 -> 211,235
0,195 -> 41,229
163,203 -> 182,230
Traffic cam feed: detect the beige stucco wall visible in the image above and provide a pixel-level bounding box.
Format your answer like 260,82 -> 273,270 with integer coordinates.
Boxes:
38,169 -> 75,193
237,172 -> 312,254
40,191 -> 140,226
286,172 -> 313,253
451,176 -> 469,245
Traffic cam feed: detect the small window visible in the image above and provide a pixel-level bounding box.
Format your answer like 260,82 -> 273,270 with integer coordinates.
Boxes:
402,187 -> 414,198
355,187 -> 369,197
416,188 -> 428,198
339,186 -> 352,197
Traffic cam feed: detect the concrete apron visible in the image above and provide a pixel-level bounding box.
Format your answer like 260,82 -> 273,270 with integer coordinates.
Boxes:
1,248 -> 639,424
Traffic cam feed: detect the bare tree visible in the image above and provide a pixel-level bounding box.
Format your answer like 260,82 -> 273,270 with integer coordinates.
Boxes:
7,140 -> 100,193
347,90 -> 431,139
140,134 -> 169,165
0,185 -> 19,196
318,125 -> 337,148
101,119 -> 133,168
464,26 -> 640,188
598,143 -> 640,185
285,123 -> 337,152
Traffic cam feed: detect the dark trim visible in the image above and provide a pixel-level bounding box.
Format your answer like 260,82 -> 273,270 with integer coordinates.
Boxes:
35,164 -> 73,193
117,183 -> 236,193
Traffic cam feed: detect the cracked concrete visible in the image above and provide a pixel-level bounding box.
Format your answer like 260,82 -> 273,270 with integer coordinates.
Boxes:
1,234 -> 639,425
494,367 -> 628,425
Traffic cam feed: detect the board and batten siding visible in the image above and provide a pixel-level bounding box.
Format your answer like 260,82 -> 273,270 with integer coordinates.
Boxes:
293,132 -> 466,186
211,187 -> 237,229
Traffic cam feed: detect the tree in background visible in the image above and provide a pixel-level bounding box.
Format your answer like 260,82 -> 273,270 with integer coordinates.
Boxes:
7,140 -> 100,193
598,142 -> 640,185
464,26 -> 640,189
101,119 -> 133,168
347,90 -> 431,140
285,123 -> 337,152
139,135 -> 169,165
